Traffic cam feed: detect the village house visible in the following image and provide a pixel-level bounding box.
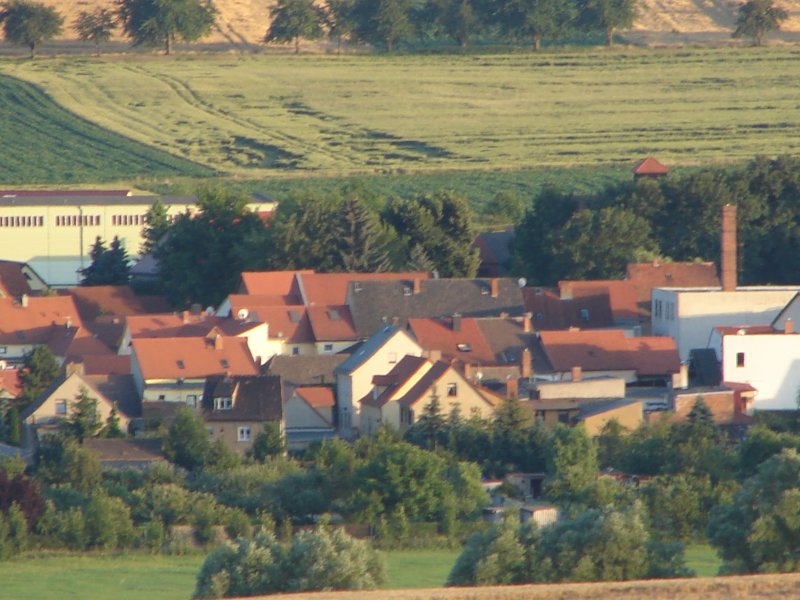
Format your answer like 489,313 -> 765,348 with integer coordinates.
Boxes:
282,385 -> 337,450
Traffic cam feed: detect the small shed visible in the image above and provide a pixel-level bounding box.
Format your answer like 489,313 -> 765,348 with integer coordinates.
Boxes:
633,156 -> 669,179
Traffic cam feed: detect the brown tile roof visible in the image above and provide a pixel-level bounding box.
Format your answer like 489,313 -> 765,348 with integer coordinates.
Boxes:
408,317 -> 497,365
539,330 -> 680,377
203,375 -> 282,422
0,295 -> 82,345
132,337 -> 258,380
632,156 -> 669,176
0,261 -> 33,299
559,280 -> 640,322
81,355 -> 132,376
83,438 -> 164,465
60,330 -> 115,362
263,354 -> 348,386
397,361 -> 457,408
0,369 -> 21,397
362,355 -> 430,408
59,286 -> 161,321
295,386 -> 336,408
228,293 -> 303,312
85,373 -> 141,418
475,317 -> 537,366
523,286 -> 615,330
306,305 -> 358,341
300,272 -> 432,306
83,317 -> 126,351
626,261 -> 720,313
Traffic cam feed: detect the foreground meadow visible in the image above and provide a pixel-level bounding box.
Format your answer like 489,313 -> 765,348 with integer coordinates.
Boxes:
0,546 -> 720,599
3,46 -> 800,184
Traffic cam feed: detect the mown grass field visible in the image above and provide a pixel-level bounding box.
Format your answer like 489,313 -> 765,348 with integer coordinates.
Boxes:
0,545 -> 720,599
1,46 -> 799,192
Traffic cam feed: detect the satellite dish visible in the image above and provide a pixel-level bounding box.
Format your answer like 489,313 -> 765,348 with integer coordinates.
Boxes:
518,277 -> 527,288
237,308 -> 249,320
476,371 -> 484,381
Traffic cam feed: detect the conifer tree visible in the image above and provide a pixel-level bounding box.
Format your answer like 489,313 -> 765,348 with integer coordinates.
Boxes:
338,195 -> 391,272
19,346 -> 58,407
140,198 -> 171,254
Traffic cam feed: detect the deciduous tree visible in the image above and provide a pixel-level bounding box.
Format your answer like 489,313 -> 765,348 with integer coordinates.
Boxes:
116,0 -> 217,55
265,0 -> 324,53
495,0 -> 574,50
19,345 -> 59,407
0,0 -> 63,58
163,406 -> 212,471
74,7 -> 116,56
578,0 -> 637,46
733,0 -> 788,46
351,0 -> 415,52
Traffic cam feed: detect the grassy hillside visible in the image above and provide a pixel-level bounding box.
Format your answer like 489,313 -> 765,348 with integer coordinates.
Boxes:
0,73 -> 212,184
3,47 -> 800,188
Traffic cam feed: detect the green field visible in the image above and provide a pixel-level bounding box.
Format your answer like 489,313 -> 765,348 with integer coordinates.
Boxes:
0,545 -> 720,599
2,46 -> 799,191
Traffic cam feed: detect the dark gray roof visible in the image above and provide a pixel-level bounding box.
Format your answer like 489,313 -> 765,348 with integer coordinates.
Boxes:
335,326 -> 406,375
202,375 -> 282,423
348,278 -> 525,338
87,374 -> 141,419
690,348 -> 721,387
579,397 -> 642,419
263,354 -> 349,386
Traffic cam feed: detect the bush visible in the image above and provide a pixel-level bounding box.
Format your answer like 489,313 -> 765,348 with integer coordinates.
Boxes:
193,522 -> 384,598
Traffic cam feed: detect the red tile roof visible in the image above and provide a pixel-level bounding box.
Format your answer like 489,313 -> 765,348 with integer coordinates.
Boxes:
539,330 -> 680,376
0,369 -> 21,397
408,317 -> 497,365
295,386 -> 336,408
228,293 -> 303,311
306,305 -> 358,341
626,261 -> 720,308
125,314 -> 262,339
0,295 -> 83,345
239,271 -> 310,295
132,337 -> 258,380
257,306 -> 314,344
632,156 -> 669,176
300,272 -> 432,306
362,355 -> 431,408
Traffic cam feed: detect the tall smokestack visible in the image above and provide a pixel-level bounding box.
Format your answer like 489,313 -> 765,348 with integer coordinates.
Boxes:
721,204 -> 737,292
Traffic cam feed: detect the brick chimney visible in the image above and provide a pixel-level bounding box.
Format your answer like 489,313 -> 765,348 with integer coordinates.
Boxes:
181,310 -> 190,324
491,278 -> 499,298
20,293 -> 28,308
214,334 -> 223,350
413,278 -> 421,294
506,377 -> 519,399
523,312 -> 532,333
520,347 -> 532,379
464,363 -> 474,381
571,366 -> 583,382
721,204 -> 737,292
428,349 -> 442,363
785,318 -> 794,334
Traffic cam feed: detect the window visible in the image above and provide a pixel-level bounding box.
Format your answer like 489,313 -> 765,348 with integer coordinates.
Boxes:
158,394 -> 166,401
186,394 -> 198,407
558,410 -> 571,424
736,352 -> 745,368
580,309 -> 590,322
323,343 -> 333,352
447,383 -> 457,396
291,347 -> 300,356
215,397 -> 233,410
457,343 -> 472,352
237,426 -> 251,442
388,351 -> 397,364
0,347 -> 6,355
55,400 -> 67,415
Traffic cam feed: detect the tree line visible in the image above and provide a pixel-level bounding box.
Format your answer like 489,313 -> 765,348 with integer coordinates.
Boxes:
511,155 -> 800,286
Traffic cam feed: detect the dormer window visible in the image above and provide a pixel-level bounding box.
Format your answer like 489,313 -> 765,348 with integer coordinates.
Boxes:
580,309 -> 590,322
220,359 -> 230,369
177,360 -> 185,369
457,343 -> 472,352
289,310 -> 301,323
328,309 -> 340,321
481,287 -> 489,295
215,397 -> 232,410
403,286 -> 412,297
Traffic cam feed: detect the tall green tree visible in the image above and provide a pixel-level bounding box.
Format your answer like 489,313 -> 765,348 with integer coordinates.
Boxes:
64,387 -> 101,443
495,0 -> 573,50
384,191 -> 479,277
732,0 -> 788,46
324,0 -> 355,52
163,406 -> 212,471
155,187 -> 270,307
140,198 -> 171,255
265,0 -> 324,53
19,346 -> 59,407
73,7 -> 116,56
80,236 -> 131,286
426,0 -> 485,49
578,0 -> 637,46
247,422 -> 285,463
351,0 -> 415,51
116,0 -> 217,55
338,195 -> 391,272
0,0 -> 63,58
